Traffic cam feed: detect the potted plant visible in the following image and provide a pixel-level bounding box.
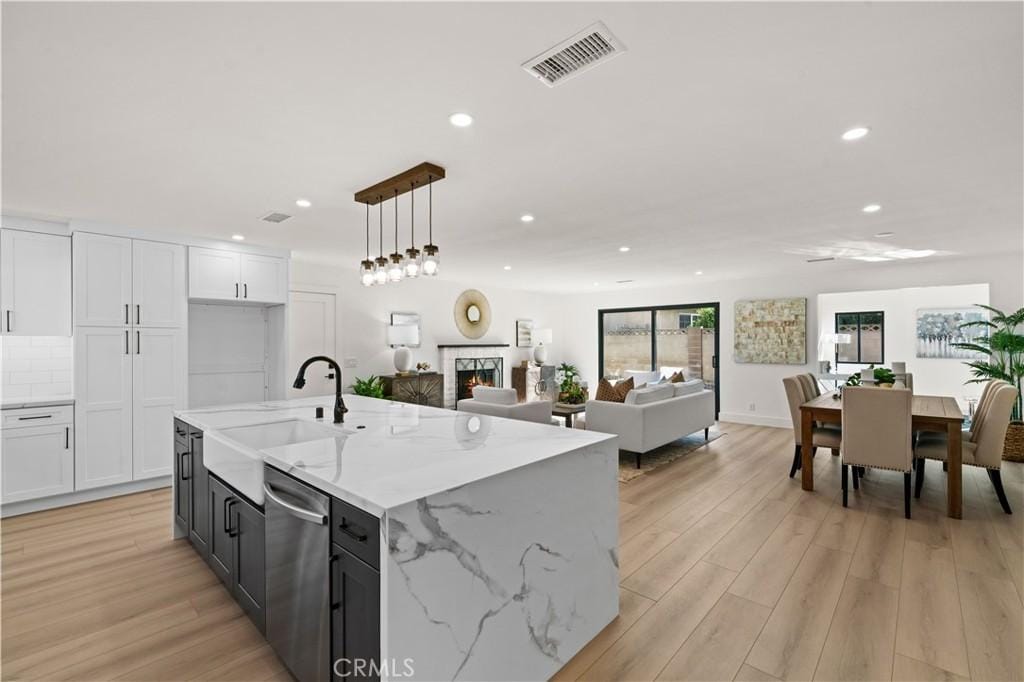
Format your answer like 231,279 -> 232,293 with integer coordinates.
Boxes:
843,364 -> 895,387
350,375 -> 385,399
556,363 -> 587,405
953,304 -> 1024,461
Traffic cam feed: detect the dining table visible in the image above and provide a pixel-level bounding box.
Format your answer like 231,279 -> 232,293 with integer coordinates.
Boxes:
799,392 -> 966,518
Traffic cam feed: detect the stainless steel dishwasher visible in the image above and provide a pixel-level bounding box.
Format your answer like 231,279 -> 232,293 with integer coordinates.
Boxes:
264,466 -> 331,682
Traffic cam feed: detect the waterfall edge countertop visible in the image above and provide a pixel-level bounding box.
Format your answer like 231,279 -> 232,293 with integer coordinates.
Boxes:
175,395 -> 615,516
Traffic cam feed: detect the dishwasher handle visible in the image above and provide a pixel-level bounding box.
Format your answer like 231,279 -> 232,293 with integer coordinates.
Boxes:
263,484 -> 327,525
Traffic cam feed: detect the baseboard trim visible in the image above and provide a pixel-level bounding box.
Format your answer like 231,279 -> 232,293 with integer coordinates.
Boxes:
719,412 -> 791,429
1,476 -> 171,517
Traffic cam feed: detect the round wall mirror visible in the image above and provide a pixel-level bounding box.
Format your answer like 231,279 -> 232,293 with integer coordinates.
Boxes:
454,289 -> 492,339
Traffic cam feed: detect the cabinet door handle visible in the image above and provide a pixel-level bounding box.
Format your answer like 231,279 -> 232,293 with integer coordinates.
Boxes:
136,304 -> 140,325
17,414 -> 52,421
243,283 -> 247,299
5,310 -> 10,332
180,451 -> 190,480
225,499 -> 238,536
337,520 -> 368,542
329,552 -> 342,610
125,330 -> 129,355
65,426 -> 70,449
235,283 -> 239,298
125,304 -> 129,324
136,331 -> 140,355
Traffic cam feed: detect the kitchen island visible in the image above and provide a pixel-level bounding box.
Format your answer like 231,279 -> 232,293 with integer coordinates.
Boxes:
173,395 -> 619,682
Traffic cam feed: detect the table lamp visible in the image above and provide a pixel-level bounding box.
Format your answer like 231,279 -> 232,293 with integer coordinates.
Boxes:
533,328 -> 552,364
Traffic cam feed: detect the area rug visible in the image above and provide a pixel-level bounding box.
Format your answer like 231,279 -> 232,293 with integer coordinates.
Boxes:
618,430 -> 722,483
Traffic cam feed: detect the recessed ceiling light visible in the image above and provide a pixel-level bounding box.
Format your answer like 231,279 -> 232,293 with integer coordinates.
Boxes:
616,279 -> 634,284
295,198 -> 311,208
503,265 -> 512,271
449,112 -> 473,128
695,271 -> 703,276
862,204 -> 881,213
520,214 -> 535,223
619,246 -> 630,252
593,282 -> 600,286
841,126 -> 870,141
874,231 -> 895,238
231,234 -> 245,241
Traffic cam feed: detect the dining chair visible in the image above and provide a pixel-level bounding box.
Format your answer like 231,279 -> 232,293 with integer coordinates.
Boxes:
916,379 -> 1006,463
783,375 -> 841,478
915,382 -> 1018,514
841,385 -> 914,518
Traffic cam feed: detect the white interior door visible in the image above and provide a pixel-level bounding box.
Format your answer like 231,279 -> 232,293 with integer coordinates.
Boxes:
74,233 -> 132,327
132,240 -> 185,327
288,290 -> 336,398
75,327 -> 133,489
133,327 -> 185,480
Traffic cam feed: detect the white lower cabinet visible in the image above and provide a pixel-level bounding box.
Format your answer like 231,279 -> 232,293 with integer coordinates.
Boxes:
75,327 -> 134,489
1,406 -> 74,503
132,328 -> 185,480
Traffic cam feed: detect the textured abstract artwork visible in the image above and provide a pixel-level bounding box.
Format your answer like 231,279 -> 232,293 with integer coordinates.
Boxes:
734,298 -> 807,364
916,308 -> 987,358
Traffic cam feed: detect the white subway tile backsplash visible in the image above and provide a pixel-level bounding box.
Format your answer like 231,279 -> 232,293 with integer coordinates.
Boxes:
1,336 -> 73,398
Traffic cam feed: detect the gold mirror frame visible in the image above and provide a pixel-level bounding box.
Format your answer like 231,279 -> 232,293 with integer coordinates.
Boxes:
454,289 -> 492,339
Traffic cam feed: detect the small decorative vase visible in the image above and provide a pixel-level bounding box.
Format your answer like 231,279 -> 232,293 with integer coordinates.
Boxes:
533,343 -> 548,364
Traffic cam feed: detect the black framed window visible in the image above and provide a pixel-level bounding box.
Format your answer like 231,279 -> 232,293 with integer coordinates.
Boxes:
835,311 -> 884,364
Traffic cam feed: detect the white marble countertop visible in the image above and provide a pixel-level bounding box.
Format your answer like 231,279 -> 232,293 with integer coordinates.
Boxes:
176,395 -> 615,516
1,395 -> 75,410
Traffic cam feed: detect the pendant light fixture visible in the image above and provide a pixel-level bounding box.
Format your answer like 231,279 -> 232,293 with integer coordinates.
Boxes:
373,197 -> 389,285
387,189 -> 405,282
359,203 -> 375,286
404,180 -> 421,278
421,174 -> 440,276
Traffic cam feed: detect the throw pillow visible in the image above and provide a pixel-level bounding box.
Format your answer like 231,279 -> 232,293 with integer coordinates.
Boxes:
614,376 -> 635,402
595,378 -> 620,402
668,370 -> 686,383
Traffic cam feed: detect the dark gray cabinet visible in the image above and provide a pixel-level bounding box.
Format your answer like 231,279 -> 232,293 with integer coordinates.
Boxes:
331,543 -> 380,681
173,436 -> 191,532
187,428 -> 209,558
208,473 -> 266,634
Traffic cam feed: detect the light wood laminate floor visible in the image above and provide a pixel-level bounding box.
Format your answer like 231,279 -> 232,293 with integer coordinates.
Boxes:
2,423 -> 1021,681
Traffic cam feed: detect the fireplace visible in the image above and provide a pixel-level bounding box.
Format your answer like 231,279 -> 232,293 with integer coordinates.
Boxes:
456,357 -> 503,401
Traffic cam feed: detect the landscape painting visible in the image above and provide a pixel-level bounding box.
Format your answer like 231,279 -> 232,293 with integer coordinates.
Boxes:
916,308 -> 987,359
734,298 -> 807,364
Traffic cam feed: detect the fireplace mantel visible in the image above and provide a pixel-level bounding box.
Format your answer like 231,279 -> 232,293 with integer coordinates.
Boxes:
437,343 -> 511,349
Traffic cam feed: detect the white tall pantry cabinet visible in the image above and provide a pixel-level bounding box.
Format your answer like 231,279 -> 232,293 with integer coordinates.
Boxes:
73,232 -> 186,489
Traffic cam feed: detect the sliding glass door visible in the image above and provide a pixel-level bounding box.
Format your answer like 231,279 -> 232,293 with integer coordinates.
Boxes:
598,303 -> 720,417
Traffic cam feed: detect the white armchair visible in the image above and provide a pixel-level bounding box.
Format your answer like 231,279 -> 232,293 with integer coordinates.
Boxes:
457,386 -> 554,425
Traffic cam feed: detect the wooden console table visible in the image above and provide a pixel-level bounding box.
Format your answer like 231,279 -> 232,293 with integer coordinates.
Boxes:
381,373 -> 443,408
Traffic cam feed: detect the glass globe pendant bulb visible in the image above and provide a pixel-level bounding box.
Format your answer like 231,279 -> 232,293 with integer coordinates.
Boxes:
359,259 -> 375,287
404,247 -> 421,278
388,253 -> 405,282
421,244 -> 440,276
373,256 -> 389,285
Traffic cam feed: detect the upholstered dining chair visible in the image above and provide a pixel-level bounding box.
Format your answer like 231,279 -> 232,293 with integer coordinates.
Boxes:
783,375 -> 841,478
841,386 -> 914,518
915,382 -> 1018,514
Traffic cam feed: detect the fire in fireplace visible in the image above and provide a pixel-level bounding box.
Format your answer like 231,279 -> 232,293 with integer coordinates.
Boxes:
456,357 -> 503,401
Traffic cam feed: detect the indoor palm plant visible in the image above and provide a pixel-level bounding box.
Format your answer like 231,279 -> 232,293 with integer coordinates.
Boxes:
350,375 -> 386,399
953,304 -> 1024,460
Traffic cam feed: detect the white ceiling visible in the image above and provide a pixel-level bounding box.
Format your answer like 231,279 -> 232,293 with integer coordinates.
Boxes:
3,2 -> 1021,292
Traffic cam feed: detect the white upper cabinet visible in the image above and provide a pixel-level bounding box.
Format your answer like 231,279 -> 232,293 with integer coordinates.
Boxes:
240,253 -> 287,304
189,247 -> 286,304
132,240 -> 186,327
0,229 -> 72,336
74,233 -> 132,327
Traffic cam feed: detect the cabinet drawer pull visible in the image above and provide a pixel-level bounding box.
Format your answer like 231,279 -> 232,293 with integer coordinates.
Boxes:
338,520 -> 368,542
235,283 -> 239,298
125,304 -> 129,324
125,330 -> 129,355
225,498 -> 238,536
175,427 -> 187,437
243,283 -> 248,299
5,310 -> 11,332
136,304 -> 140,325
180,451 -> 190,480
136,331 -> 140,355
17,414 -> 53,421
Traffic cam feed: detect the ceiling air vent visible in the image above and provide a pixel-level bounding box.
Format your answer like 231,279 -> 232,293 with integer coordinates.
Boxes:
521,21 -> 626,87
260,212 -> 292,224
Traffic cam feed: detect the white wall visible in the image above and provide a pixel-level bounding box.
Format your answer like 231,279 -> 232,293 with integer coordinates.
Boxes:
291,262 -> 571,390
557,252 -> 1023,428
817,283 -> 989,402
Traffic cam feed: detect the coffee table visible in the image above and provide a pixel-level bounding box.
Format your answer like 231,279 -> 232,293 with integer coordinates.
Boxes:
552,402 -> 586,429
